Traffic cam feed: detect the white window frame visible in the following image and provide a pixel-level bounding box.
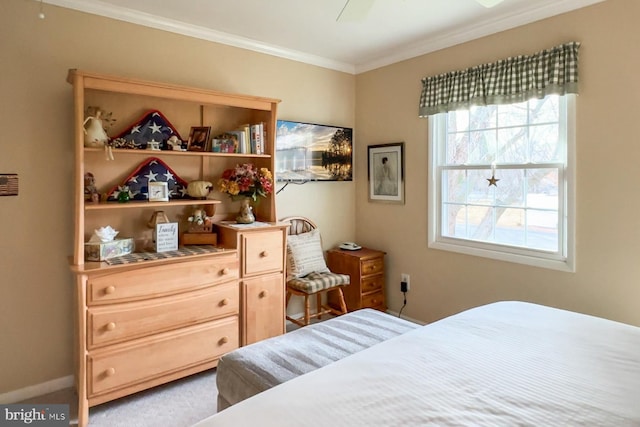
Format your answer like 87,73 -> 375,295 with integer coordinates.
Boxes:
428,95 -> 576,272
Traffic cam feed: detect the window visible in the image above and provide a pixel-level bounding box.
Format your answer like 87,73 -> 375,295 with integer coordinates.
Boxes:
428,94 -> 575,271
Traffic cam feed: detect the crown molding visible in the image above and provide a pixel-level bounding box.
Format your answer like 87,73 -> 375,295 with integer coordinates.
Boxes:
42,0 -> 356,74
355,0 -> 606,73
44,0 -> 604,75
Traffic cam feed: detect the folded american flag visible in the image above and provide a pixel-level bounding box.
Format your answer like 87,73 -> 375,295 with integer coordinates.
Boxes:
106,157 -> 190,201
112,110 -> 184,150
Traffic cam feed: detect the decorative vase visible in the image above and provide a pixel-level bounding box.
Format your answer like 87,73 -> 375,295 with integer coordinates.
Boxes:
236,197 -> 255,224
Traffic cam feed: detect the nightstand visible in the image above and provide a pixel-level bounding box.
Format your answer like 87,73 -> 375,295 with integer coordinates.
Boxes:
326,247 -> 386,312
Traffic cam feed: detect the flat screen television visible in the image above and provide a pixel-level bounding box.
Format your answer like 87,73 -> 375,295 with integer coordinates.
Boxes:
275,120 -> 353,181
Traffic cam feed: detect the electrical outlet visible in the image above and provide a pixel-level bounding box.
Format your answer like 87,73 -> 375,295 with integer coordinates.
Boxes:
400,273 -> 410,292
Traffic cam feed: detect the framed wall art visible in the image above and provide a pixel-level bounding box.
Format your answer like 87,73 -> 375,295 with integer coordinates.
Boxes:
275,120 -> 353,181
367,142 -> 404,204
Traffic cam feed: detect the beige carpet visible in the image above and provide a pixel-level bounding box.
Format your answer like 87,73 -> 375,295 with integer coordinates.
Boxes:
20,318 -> 317,426
21,369 -> 218,427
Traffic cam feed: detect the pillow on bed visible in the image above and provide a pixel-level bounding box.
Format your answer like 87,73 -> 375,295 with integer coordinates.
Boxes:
286,229 -> 330,279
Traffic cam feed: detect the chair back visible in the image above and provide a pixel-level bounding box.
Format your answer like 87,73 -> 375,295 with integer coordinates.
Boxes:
281,216 -> 317,236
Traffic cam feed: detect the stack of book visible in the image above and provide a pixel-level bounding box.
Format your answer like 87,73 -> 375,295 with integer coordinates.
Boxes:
211,122 -> 266,154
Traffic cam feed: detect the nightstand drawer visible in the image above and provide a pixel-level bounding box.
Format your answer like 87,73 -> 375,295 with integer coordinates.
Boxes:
88,254 -> 238,305
242,231 -> 283,276
88,282 -> 239,349
361,274 -> 384,293
88,317 -> 238,397
362,291 -> 385,309
361,258 -> 383,276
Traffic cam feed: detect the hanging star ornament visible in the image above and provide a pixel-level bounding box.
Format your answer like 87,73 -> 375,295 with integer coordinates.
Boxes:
487,174 -> 500,187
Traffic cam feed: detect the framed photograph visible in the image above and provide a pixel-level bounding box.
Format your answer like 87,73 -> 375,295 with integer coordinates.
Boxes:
368,142 -> 404,204
187,126 -> 211,152
275,120 -> 353,181
148,181 -> 169,202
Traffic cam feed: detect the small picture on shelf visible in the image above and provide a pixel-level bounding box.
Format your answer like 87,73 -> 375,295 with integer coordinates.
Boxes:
187,126 -> 211,152
211,133 -> 238,153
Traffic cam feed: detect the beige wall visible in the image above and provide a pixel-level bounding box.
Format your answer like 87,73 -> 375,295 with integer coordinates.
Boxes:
2,0 -> 638,396
0,1 -> 355,394
355,0 -> 640,325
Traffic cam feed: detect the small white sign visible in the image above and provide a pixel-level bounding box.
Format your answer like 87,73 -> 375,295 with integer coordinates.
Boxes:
155,222 -> 178,252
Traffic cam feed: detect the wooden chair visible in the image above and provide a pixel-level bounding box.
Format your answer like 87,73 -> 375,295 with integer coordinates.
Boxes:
281,216 -> 349,327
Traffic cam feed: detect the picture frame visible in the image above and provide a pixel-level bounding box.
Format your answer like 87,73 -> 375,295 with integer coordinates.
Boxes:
187,126 -> 211,152
367,142 -> 405,204
148,181 -> 169,202
275,120 -> 353,181
154,222 -> 178,252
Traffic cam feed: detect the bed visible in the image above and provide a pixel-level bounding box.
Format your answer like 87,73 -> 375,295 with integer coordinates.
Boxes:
196,301 -> 640,426
216,308 -> 420,410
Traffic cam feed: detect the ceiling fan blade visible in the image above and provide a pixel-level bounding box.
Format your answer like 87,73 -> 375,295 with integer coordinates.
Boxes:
336,0 -> 375,22
475,0 -> 505,7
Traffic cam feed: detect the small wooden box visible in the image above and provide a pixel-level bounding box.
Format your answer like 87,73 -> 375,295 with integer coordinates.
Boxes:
181,232 -> 217,246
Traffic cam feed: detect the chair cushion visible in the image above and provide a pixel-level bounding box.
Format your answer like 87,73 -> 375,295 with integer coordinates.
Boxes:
287,272 -> 350,294
286,229 -> 330,278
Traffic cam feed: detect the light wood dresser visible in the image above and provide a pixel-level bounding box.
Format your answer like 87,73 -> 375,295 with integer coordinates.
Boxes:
73,252 -> 240,423
216,222 -> 289,345
326,247 -> 387,312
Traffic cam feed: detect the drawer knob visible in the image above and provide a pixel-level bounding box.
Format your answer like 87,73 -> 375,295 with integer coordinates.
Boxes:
219,298 -> 230,306
260,250 -> 269,257
104,286 -> 116,295
259,290 -> 268,298
105,367 -> 116,377
219,336 -> 229,345
106,322 -> 116,331
221,267 -> 230,276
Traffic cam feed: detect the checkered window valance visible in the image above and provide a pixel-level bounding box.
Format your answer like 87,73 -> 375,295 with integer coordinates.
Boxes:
418,42 -> 580,117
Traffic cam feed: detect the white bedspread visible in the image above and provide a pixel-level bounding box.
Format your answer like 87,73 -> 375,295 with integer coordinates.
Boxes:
195,301 -> 640,426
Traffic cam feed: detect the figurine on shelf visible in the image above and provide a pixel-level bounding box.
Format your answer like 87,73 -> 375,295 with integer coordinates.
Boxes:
83,106 -> 114,148
186,181 -> 213,199
187,208 -> 213,233
84,172 -> 100,203
167,135 -> 185,151
116,185 -> 131,203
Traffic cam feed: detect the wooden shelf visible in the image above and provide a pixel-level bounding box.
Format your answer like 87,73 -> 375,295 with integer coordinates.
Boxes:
84,147 -> 270,158
68,69 -> 282,427
84,199 -> 222,210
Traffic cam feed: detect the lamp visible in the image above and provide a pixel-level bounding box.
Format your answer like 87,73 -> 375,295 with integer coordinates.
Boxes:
147,211 -> 169,228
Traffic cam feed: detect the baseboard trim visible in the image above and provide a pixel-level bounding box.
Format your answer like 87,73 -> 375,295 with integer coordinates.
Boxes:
384,310 -> 426,325
0,375 -> 74,404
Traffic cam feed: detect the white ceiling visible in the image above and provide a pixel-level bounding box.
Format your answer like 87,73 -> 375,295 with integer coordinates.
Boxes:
43,0 -> 604,74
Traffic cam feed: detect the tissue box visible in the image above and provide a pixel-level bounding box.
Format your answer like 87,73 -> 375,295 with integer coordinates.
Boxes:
85,238 -> 134,261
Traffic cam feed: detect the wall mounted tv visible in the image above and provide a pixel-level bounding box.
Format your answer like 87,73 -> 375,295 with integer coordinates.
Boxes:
275,120 -> 353,181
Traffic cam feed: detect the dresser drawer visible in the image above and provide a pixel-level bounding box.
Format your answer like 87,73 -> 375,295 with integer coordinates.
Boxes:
361,258 -> 384,276
242,231 -> 283,276
88,317 -> 238,397
87,254 -> 238,305
88,282 -> 239,349
362,291 -> 385,309
361,274 -> 384,294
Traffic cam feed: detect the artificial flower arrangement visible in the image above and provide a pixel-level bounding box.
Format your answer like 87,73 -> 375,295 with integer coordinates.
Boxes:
217,163 -> 274,201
